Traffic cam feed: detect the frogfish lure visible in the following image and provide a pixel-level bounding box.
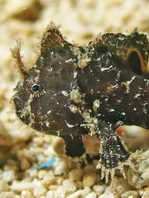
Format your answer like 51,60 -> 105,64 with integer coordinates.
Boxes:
12,24 -> 149,181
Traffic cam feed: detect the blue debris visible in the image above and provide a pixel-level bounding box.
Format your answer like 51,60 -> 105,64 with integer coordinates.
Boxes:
35,157 -> 56,169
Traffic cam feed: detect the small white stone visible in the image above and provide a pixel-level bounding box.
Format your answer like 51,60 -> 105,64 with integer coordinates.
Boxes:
54,186 -> 66,198
53,157 -> 69,175
121,191 -> 139,198
0,191 -> 16,198
63,179 -> 77,194
21,190 -> 34,198
92,185 -> 105,196
81,187 -> 92,195
99,193 -> 115,198
10,180 -> 36,191
26,169 -> 38,179
86,192 -> 96,198
38,170 -> 47,179
41,176 -> 56,188
56,176 -> 64,185
2,170 -> 15,182
66,190 -> 82,198
46,190 -> 54,198
33,186 -> 47,197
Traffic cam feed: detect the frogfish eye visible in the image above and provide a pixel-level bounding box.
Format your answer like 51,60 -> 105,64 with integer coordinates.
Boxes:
31,84 -> 40,91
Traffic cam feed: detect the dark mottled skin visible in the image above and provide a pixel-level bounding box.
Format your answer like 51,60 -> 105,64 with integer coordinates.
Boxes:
13,24 -> 149,170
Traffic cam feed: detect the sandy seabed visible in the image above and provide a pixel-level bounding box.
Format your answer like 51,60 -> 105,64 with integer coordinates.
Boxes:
0,0 -> 149,197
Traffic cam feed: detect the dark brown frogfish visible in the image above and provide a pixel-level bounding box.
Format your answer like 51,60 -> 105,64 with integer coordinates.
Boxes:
12,24 -> 149,180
